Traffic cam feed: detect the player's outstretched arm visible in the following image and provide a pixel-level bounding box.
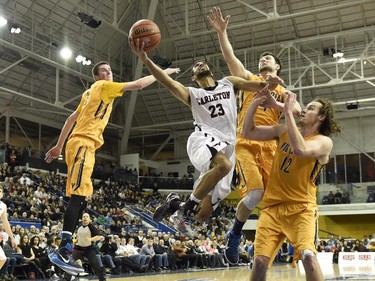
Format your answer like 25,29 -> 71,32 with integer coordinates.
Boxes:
228,75 -> 283,93
123,67 -> 180,91
129,37 -> 191,107
208,7 -> 250,79
45,110 -> 80,163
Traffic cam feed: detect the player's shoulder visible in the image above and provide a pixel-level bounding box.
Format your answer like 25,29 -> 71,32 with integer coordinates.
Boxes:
248,73 -> 262,81
315,134 -> 333,145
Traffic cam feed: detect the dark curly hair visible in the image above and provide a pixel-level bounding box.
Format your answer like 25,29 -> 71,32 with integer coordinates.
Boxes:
315,99 -> 341,137
30,235 -> 40,245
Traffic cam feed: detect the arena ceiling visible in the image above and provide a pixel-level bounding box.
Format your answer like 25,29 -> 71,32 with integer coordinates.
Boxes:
0,0 -> 375,161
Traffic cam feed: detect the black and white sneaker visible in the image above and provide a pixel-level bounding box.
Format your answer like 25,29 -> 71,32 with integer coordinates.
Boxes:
153,192 -> 180,222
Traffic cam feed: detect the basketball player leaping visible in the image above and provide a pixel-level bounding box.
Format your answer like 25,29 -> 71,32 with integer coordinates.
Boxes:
44,62 -> 180,275
208,6 -> 302,264
129,36 -> 283,238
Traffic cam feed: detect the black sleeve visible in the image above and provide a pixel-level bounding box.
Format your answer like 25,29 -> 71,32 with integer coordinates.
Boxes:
88,223 -> 100,237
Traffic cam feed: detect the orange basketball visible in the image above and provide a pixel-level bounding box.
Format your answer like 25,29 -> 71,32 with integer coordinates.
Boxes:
129,19 -> 161,52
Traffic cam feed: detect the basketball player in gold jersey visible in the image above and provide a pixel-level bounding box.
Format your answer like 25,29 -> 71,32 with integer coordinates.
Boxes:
44,61 -> 179,275
208,7 -> 302,264
243,89 -> 341,281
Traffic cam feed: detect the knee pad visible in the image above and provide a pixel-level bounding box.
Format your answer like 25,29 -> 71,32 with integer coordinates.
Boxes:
242,189 -> 264,210
301,249 -> 314,260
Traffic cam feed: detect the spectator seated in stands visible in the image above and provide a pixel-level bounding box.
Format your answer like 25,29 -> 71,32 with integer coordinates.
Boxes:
328,191 -> 335,204
367,192 -> 375,203
238,241 -> 250,264
29,235 -> 50,276
99,235 -> 124,273
152,237 -> 169,270
16,234 -> 45,279
351,239 -> 368,252
111,237 -> 148,273
0,235 -> 17,280
342,240 -> 352,252
368,240 -> 375,252
140,238 -> 159,271
341,191 -> 350,204
182,240 -> 199,269
169,240 -> 189,269
193,239 -> 212,268
334,190 -> 342,204
18,173 -> 32,186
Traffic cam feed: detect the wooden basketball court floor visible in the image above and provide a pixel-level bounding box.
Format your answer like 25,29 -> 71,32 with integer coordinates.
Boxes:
77,264 -> 375,281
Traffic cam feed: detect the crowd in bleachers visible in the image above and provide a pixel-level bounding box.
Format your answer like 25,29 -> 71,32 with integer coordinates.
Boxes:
271,233 -> 375,267
0,222 -> 256,280
321,190 -> 351,204
139,173 -> 194,190
0,160 -> 242,280
0,144 -> 374,280
315,234 -> 375,264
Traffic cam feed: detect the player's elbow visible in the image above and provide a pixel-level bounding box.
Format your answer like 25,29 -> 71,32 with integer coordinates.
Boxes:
293,148 -> 306,157
66,114 -> 77,125
241,131 -> 250,140
241,128 -> 254,140
133,80 -> 145,90
225,57 -> 236,66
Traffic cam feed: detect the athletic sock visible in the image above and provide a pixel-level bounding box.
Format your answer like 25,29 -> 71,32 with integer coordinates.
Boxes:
60,231 -> 72,248
183,197 -> 199,216
232,217 -> 245,236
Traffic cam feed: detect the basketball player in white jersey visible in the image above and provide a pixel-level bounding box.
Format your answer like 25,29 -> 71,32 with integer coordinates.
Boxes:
0,185 -> 17,271
129,37 -> 281,237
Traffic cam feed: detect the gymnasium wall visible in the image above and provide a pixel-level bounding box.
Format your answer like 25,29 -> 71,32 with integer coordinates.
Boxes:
318,214 -> 375,239
331,114 -> 375,156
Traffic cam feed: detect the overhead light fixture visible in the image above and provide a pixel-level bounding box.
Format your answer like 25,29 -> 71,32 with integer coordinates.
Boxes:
10,24 -> 21,34
60,47 -> 72,59
82,59 -> 91,65
333,51 -> 344,58
323,48 -> 344,58
75,54 -> 91,65
346,102 -> 358,110
77,12 -> 101,28
0,16 -> 7,27
75,55 -> 85,63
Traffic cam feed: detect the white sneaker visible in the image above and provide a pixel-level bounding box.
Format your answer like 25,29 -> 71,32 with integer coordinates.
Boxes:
79,272 -> 89,276
170,209 -> 195,237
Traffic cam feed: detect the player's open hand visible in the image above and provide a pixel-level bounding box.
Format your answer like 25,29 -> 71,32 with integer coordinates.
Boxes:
45,146 -> 62,163
207,7 -> 230,33
128,37 -> 147,60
